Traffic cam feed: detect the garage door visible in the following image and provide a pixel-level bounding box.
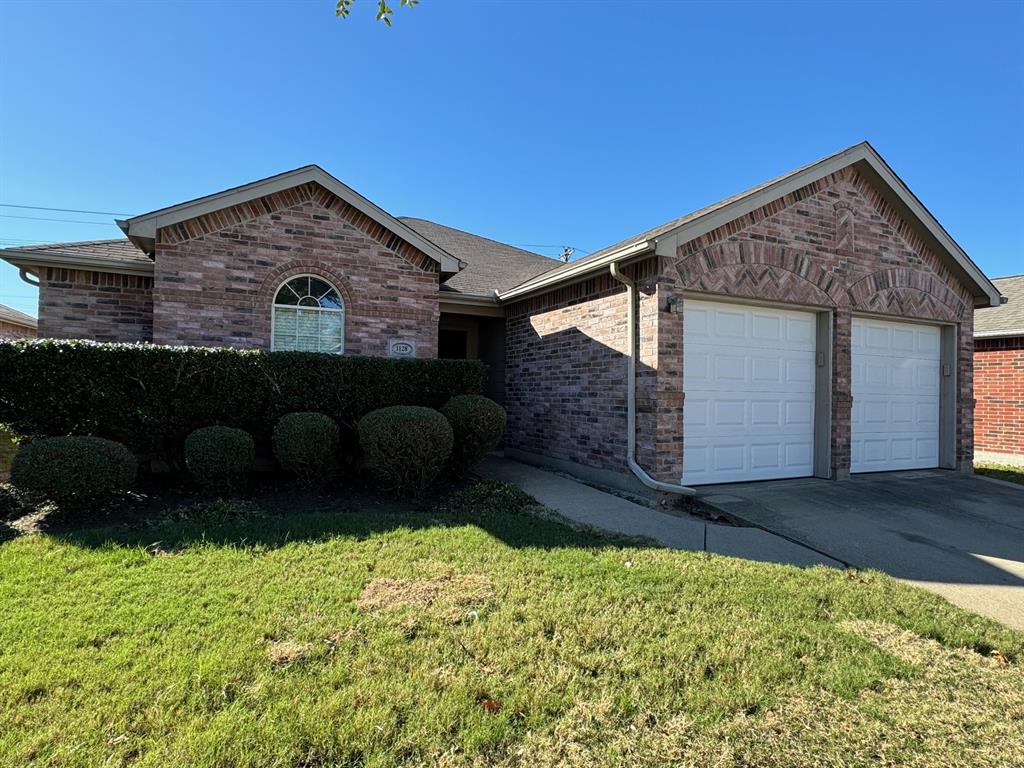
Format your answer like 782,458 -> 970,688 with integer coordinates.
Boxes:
851,317 -> 940,473
683,299 -> 816,485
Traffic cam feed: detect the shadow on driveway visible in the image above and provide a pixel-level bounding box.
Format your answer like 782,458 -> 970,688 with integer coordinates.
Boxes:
698,471 -> 1024,628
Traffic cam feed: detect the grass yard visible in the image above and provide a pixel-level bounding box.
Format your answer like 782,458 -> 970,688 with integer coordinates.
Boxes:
975,461 -> 1024,486
1,480 -> 1022,767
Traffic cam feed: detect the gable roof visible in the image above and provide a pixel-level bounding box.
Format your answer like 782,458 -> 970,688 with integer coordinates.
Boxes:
117,165 -> 465,275
399,217 -> 560,296
0,303 -> 37,329
975,275 -> 1024,338
0,238 -> 153,276
499,142 -> 1002,308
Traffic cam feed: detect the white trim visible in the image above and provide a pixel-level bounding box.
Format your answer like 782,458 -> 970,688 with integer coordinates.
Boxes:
270,274 -> 345,354
498,240 -> 654,301
975,329 -> 1024,339
118,165 -> 465,274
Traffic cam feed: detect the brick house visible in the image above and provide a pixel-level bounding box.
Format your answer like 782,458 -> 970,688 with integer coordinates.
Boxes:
0,142 -> 1004,491
974,275 -> 1023,466
0,304 -> 37,339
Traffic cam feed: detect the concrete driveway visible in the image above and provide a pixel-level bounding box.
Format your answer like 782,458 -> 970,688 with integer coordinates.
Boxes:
698,471 -> 1024,629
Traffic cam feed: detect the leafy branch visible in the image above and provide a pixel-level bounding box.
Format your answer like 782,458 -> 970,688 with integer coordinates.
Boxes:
336,0 -> 420,27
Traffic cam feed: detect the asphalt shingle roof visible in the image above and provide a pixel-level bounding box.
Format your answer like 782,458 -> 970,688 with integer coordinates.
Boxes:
975,275 -> 1024,338
0,303 -> 36,328
1,238 -> 150,264
399,217 -> 560,296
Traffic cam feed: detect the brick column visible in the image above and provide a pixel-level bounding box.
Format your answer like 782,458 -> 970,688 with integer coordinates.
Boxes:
636,261 -> 684,483
832,308 -> 852,479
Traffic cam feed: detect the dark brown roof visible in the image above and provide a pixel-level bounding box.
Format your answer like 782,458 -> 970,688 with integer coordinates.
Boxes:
400,217 -> 560,295
975,275 -> 1024,338
1,238 -> 150,265
0,303 -> 36,328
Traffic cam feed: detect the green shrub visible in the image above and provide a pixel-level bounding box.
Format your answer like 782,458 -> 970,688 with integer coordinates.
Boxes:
272,412 -> 339,486
358,406 -> 453,495
184,426 -> 255,493
0,340 -> 486,462
9,435 -> 136,508
441,395 -> 506,474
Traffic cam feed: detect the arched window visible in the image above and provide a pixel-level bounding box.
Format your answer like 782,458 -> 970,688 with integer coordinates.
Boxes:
271,275 -> 344,353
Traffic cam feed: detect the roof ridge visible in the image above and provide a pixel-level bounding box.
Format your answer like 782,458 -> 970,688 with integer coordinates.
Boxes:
2,237 -> 136,252
398,216 -> 557,263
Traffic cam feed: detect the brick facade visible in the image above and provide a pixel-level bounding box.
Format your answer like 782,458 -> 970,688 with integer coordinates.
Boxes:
36,268 -> 154,342
974,336 -> 1024,458
505,167 -> 977,483
151,182 -> 440,356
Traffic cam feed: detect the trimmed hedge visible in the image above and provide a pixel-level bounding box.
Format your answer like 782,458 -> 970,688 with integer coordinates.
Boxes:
0,340 -> 486,460
184,426 -> 255,493
358,406 -> 453,495
441,395 -> 506,475
10,436 -> 136,508
272,412 -> 339,486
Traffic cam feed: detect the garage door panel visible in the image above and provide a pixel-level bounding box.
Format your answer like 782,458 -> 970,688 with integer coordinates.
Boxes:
851,318 -> 940,473
684,300 -> 816,485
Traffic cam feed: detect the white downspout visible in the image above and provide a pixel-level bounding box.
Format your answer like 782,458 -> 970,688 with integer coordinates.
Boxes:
610,262 -> 696,496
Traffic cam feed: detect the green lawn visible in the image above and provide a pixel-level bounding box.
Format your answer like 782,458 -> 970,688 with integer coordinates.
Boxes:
975,461 -> 1024,485
2,481 -> 1022,767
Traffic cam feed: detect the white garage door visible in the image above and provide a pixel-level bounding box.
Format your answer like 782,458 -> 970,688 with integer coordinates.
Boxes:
851,317 -> 940,473
683,299 -> 816,485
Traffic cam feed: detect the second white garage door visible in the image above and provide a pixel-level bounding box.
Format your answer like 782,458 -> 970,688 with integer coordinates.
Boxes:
683,299 -> 816,485
851,317 -> 940,473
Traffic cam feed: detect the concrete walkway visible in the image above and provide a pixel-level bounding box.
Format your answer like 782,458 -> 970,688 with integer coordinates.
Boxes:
481,457 -> 842,569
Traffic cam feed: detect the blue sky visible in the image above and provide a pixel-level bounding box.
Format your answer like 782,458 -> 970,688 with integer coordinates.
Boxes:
1,0 -> 1021,318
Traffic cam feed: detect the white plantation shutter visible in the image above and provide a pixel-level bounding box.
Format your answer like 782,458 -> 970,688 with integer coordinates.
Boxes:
271,277 -> 344,353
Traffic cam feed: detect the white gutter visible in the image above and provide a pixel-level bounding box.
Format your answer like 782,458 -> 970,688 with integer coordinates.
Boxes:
609,261 -> 696,496
498,240 -> 653,301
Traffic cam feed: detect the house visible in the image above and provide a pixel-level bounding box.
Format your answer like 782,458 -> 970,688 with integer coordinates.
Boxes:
0,142 -> 1003,490
0,304 -> 37,339
974,275 -> 1023,465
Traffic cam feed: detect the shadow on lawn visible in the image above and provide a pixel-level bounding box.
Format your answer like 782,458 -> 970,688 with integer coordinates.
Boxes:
11,480 -> 648,554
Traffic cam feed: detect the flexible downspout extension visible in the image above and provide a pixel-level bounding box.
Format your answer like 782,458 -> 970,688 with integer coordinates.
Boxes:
610,262 -> 696,496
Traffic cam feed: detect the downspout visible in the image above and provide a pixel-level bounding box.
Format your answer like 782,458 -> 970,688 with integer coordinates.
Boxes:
610,261 -> 696,496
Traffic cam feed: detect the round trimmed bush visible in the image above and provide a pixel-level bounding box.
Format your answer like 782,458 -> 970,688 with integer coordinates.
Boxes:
272,412 -> 339,486
358,406 -> 453,495
184,426 -> 255,493
441,395 -> 506,475
10,435 -> 136,508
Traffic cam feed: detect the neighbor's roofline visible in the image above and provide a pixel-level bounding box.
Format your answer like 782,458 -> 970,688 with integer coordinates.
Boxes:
118,165 -> 465,274
0,248 -> 155,277
498,142 -> 1002,308
975,329 -> 1024,339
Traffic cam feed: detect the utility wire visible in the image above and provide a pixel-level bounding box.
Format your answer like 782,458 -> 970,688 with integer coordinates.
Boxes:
0,203 -> 131,217
0,214 -> 122,226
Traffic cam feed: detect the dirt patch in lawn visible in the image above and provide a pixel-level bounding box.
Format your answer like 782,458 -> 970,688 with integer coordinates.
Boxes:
358,573 -> 493,613
267,640 -> 312,667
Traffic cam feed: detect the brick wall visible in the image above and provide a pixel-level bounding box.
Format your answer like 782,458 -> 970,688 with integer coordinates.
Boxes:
152,182 -> 440,357
974,336 -> 1024,457
505,261 -> 653,474
36,268 -> 154,342
505,166 -> 978,483
0,319 -> 35,339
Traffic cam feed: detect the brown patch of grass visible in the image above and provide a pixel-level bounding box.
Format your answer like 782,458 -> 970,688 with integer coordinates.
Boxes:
358,573 -> 493,613
492,621 -> 1024,768
267,640 -> 311,668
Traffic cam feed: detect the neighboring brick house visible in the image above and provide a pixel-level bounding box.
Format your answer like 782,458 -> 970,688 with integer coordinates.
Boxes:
0,142 -> 1003,491
974,275 -> 1023,466
0,304 -> 36,339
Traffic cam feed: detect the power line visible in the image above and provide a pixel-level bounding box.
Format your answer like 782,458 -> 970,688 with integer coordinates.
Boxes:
0,203 -> 131,217
511,243 -> 592,255
0,214 -> 121,226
